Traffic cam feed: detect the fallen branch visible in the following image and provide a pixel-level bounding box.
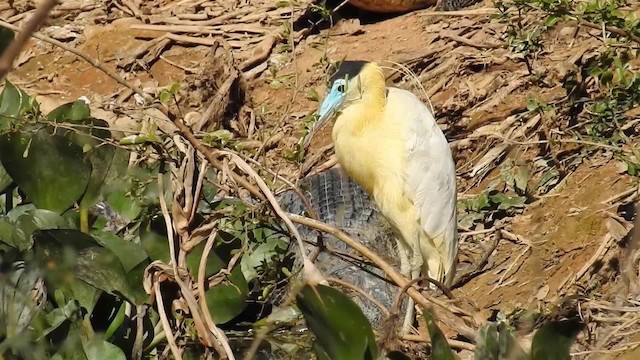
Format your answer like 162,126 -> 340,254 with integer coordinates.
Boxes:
440,30 -> 502,49
287,212 -> 478,339
0,0 -> 59,81
0,17 -> 267,202
578,19 -> 640,45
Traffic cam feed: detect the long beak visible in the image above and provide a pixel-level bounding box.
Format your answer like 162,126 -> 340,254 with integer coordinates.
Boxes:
302,89 -> 344,147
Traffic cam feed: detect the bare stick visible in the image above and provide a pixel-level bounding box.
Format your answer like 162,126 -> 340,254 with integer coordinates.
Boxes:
0,0 -> 59,81
0,18 -> 267,201
197,228 -> 235,360
158,172 -> 228,358
327,277 -> 390,317
154,280 -> 183,360
401,334 -> 475,351
440,31 -> 502,49
0,18 -> 147,99
287,213 -> 477,339
219,150 -> 327,286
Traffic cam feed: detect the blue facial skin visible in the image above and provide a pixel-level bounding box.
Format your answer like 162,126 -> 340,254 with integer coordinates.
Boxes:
302,80 -> 347,146
317,81 -> 346,125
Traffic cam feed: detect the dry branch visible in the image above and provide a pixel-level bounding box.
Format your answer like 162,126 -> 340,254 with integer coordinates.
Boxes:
440,30 -> 502,49
0,0 -> 59,81
287,213 -> 478,339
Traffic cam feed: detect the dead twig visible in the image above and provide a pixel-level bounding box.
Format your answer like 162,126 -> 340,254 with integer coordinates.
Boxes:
197,228 -> 236,360
440,31 -> 502,49
287,213 -> 477,339
452,233 -> 500,289
196,70 -> 239,132
578,19 -> 640,45
153,279 -> 183,360
327,277 -> 390,317
0,18 -> 148,99
218,150 -> 326,286
0,0 -> 59,81
572,234 -> 615,285
401,334 -> 475,351
239,33 -> 279,71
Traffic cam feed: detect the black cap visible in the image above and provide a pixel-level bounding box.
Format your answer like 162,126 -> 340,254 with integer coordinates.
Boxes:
328,60 -> 369,83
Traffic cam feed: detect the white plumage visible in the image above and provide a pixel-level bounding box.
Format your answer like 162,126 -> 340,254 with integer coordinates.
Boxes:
312,61 -> 458,334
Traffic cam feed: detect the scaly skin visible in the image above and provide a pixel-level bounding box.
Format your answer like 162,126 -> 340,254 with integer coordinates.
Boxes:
278,167 -> 404,326
347,0 -> 481,12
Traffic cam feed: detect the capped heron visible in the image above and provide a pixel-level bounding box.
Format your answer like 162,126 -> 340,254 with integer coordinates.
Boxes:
307,61 -> 458,333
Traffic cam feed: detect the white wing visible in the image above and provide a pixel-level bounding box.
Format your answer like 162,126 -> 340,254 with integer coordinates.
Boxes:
388,88 -> 458,285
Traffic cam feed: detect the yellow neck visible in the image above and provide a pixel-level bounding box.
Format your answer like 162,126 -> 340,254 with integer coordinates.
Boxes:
331,62 -> 388,195
334,62 -> 387,134
358,62 -> 387,109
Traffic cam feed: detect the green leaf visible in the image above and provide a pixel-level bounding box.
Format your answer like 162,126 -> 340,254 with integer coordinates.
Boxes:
489,193 -> 526,210
75,246 -> 146,305
472,191 -> 491,211
514,165 -> 529,194
526,98 -> 540,112
0,128 -> 91,213
497,322 -> 528,360
0,80 -> 38,130
140,215 -> 171,263
0,262 -> 42,338
475,322 -> 499,360
0,26 -> 14,56
105,190 -> 142,223
158,89 -> 172,104
47,100 -> 91,122
11,209 -> 71,251
423,310 -> 455,360
0,162 -> 11,194
125,258 -> 150,305
119,134 -> 161,145
203,275 -> 248,324
200,167 -> 218,204
531,320 -> 582,360
202,129 -> 234,148
0,216 -> 14,247
93,230 -> 149,272
33,229 -> 146,305
44,308 -> 70,337
68,119 -> 115,209
306,88 -> 320,102
296,283 -> 378,360
169,82 -> 181,94
70,279 -> 101,315
544,15 -> 561,28
53,326 -> 89,360
241,235 -> 287,282
83,339 -> 127,360
189,238 -> 249,324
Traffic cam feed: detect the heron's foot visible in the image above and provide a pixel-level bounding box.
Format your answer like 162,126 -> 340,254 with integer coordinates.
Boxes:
409,248 -> 423,284
400,298 -> 416,336
397,240 -> 411,278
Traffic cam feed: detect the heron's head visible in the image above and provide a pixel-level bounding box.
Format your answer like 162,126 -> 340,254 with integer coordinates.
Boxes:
303,60 -> 385,146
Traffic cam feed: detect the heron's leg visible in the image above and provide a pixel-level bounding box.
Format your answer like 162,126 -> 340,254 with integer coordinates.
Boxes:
396,238 -> 410,277
401,243 -> 425,335
395,239 -> 415,335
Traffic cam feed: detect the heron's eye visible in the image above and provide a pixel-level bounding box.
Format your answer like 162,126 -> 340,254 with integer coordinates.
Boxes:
336,84 -> 345,93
